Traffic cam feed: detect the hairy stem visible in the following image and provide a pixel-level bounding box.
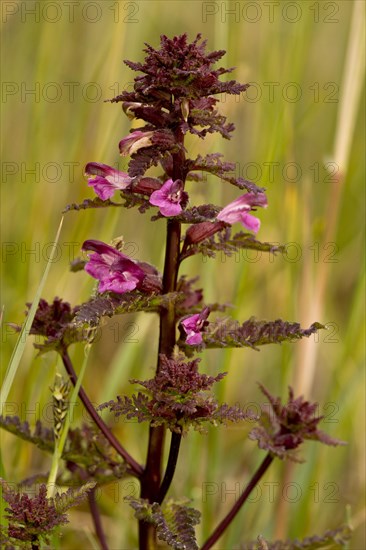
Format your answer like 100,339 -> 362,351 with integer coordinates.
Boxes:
157,431 -> 182,505
139,142 -> 185,549
88,488 -> 109,550
201,454 -> 274,550
139,218 -> 181,549
61,350 -> 143,477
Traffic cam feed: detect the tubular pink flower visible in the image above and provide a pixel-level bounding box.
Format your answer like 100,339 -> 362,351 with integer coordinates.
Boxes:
181,307 -> 210,345
149,179 -> 188,217
85,162 -> 132,200
217,192 -> 268,233
82,239 -> 145,294
119,130 -> 154,156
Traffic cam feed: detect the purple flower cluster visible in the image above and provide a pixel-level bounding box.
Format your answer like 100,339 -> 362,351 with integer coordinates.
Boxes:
82,240 -> 146,294
181,307 -> 210,345
86,159 -> 267,234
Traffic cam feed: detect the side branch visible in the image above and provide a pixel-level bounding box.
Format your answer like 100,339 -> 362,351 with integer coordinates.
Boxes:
157,431 -> 182,504
61,350 -> 143,478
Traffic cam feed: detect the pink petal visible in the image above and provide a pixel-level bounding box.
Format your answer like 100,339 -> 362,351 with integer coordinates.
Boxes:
186,332 -> 203,345
98,273 -> 139,294
88,177 -> 117,200
240,212 -> 260,233
158,202 -> 182,216
181,314 -> 200,331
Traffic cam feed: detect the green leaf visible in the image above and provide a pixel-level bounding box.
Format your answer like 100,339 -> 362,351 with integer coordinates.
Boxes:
0,416 -> 127,480
53,481 -> 96,514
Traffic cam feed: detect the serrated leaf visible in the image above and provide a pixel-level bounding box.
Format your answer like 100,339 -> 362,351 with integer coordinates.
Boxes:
0,416 -> 128,478
180,318 -> 325,351
127,497 -> 200,550
186,153 -> 264,193
241,524 -> 352,549
0,416 -> 54,455
128,146 -> 167,178
100,355 -> 251,434
181,229 -> 285,261
53,481 -> 96,514
73,291 -> 184,327
63,197 -> 122,213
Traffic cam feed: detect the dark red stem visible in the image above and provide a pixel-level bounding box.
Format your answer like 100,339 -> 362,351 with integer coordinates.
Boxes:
61,350 -> 143,478
88,488 -> 109,550
157,431 -> 182,504
139,138 -> 185,549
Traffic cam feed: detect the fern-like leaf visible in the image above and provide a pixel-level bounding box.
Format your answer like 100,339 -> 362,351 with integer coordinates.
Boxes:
241,524 -> 352,549
182,317 -> 325,351
181,228 -> 285,261
0,417 -> 128,478
0,482 -> 68,546
53,481 -> 96,513
73,291 -> 183,327
127,497 -> 201,550
100,355 -> 253,434
63,197 -> 121,213
186,153 -> 264,193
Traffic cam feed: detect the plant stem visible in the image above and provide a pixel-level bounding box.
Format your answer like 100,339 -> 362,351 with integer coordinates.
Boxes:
201,453 -> 274,550
157,431 -> 182,504
138,136 -> 185,549
61,350 -> 143,478
139,218 -> 181,549
88,487 -> 109,550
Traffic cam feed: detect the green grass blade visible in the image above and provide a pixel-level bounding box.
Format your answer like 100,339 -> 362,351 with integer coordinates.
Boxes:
0,217 -> 64,405
84,528 -> 102,550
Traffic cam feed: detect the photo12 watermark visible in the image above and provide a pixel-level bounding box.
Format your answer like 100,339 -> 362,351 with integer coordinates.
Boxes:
1,1 -> 140,24
201,2 -> 340,24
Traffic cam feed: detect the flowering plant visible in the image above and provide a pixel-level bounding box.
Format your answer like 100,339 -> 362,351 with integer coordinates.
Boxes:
1,34 -> 349,550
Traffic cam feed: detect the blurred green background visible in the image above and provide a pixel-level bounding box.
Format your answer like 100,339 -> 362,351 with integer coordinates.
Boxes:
1,1 -> 365,548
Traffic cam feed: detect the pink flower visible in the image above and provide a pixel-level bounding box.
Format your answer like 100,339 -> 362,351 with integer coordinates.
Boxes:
217,192 -> 268,233
149,179 -> 188,217
181,307 -> 210,345
119,130 -> 154,156
85,162 -> 132,200
82,240 -> 145,294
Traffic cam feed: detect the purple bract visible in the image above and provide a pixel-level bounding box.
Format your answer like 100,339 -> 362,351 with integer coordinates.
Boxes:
119,130 -> 154,156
